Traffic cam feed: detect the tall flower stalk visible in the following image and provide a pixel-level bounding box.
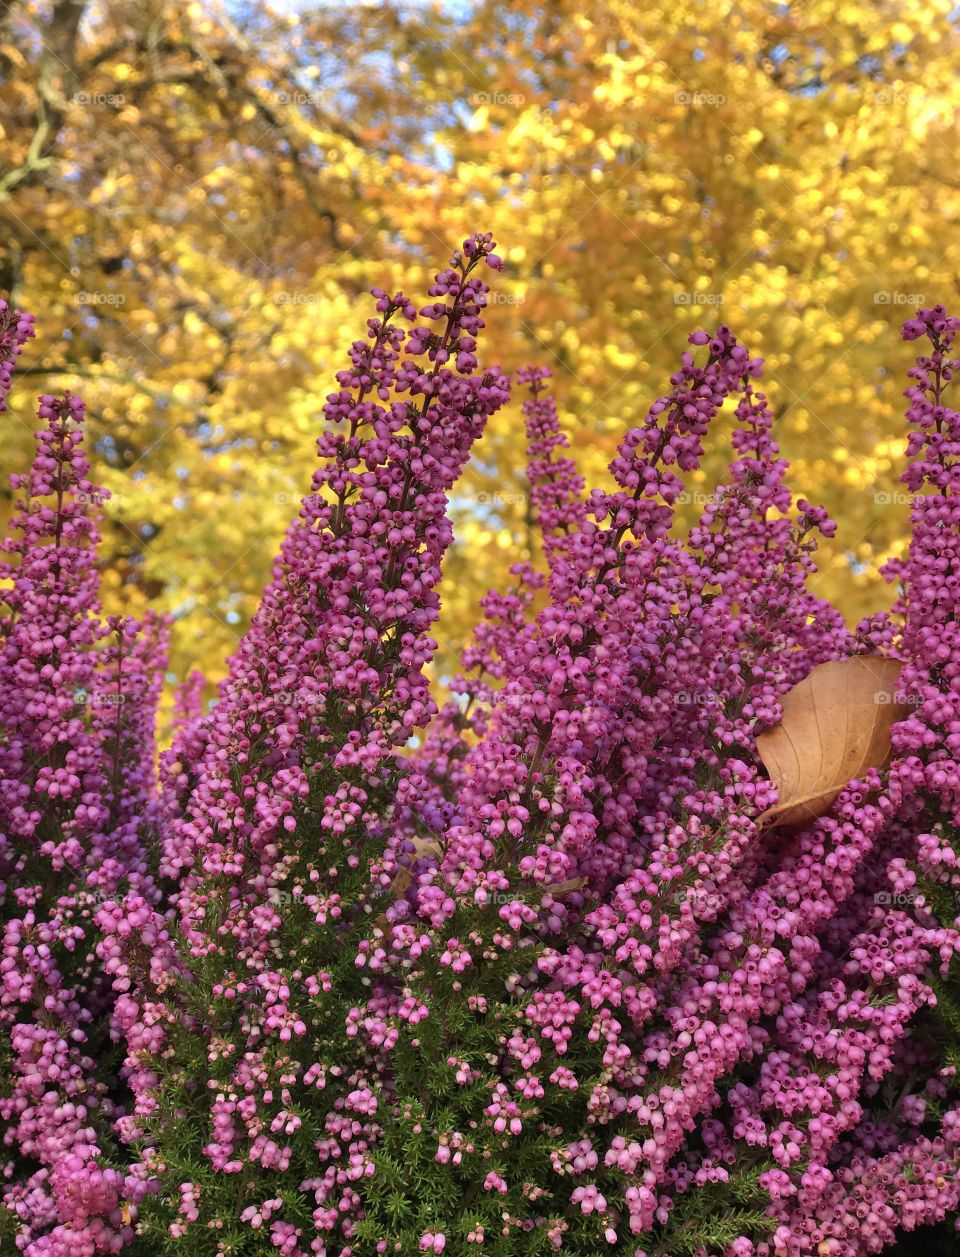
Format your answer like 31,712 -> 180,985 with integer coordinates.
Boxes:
0,387 -> 167,1255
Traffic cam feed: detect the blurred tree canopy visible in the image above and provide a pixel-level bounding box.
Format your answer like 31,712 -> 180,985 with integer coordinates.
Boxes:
1,0 -> 958,716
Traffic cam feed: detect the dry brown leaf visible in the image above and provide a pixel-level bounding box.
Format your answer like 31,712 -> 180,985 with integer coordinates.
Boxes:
370,838 -> 443,933
543,877 -> 588,898
411,836 -> 443,860
755,655 -> 907,828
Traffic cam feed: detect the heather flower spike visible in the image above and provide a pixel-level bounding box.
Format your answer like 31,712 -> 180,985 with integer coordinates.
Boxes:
0,299 -> 35,412
0,390 -> 167,1254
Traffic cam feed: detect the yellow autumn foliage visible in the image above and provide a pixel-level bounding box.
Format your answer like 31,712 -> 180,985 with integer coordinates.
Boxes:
0,0 -> 957,728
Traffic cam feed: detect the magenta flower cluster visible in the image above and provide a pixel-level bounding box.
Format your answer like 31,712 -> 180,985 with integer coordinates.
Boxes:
0,363 -> 167,1253
0,243 -> 958,1257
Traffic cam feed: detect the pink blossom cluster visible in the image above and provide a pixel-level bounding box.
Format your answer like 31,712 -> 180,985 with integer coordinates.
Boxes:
0,385 -> 166,1254
0,299 -> 35,411
0,249 -> 958,1257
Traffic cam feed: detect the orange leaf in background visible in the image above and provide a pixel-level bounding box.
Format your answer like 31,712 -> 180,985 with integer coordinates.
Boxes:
755,656 -> 908,828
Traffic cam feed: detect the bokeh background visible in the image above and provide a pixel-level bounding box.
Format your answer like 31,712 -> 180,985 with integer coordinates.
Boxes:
2,0 -> 959,724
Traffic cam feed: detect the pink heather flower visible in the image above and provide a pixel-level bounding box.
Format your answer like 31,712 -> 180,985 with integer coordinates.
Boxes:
0,387 -> 167,1250
0,299 -> 35,411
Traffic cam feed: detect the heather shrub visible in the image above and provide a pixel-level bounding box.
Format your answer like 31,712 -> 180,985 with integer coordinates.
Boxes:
0,250 -> 959,1257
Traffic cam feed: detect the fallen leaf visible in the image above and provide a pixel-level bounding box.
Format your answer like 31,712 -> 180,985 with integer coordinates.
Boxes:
411,836 -> 443,860
543,877 -> 588,898
370,839 -> 441,934
755,655 -> 907,828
